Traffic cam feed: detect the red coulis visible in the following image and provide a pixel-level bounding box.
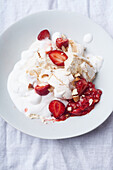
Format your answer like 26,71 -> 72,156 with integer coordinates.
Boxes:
49,78 -> 102,121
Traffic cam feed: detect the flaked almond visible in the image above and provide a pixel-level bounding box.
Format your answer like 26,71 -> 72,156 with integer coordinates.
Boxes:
75,77 -> 81,81
75,73 -> 80,77
37,51 -> 41,58
72,89 -> 78,96
48,86 -> 54,92
69,39 -> 77,52
41,74 -> 49,78
62,46 -> 66,52
28,83 -> 34,89
71,77 -> 81,86
29,114 -> 39,119
73,95 -> 80,102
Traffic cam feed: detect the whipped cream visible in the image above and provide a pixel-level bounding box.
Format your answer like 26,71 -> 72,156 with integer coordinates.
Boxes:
7,33 -> 71,120
83,33 -> 93,43
52,32 -> 62,44
7,31 -> 103,121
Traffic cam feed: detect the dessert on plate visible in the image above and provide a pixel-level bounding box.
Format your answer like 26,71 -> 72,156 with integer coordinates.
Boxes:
7,29 -> 103,123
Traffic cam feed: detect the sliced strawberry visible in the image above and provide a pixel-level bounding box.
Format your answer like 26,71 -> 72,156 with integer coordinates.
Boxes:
49,100 -> 66,118
75,78 -> 88,95
56,38 -> 69,49
37,29 -> 50,40
48,50 -> 68,66
34,84 -> 50,96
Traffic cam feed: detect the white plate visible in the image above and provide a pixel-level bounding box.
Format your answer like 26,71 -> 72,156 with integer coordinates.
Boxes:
0,10 -> 113,139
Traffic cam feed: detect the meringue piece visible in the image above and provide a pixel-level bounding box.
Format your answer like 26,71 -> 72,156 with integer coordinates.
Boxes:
65,53 -> 95,82
48,69 -> 74,99
69,39 -> 85,56
87,55 -> 104,72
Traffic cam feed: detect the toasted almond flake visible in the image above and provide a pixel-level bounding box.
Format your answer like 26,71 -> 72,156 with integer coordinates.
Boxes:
75,73 -> 80,77
41,74 -> 49,78
62,46 -> 66,52
82,95 -> 85,97
28,83 -> 34,89
48,86 -> 54,92
37,51 -> 41,58
73,95 -> 80,102
29,114 -> 39,119
72,89 -> 78,96
75,77 -> 81,81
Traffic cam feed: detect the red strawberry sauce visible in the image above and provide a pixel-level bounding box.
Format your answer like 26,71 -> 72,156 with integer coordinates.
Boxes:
49,78 -> 102,121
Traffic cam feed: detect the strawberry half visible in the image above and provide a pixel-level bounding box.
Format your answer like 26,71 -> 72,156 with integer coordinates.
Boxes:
49,100 -> 66,118
56,38 -> 69,49
75,78 -> 88,95
37,29 -> 50,40
34,84 -> 50,96
48,50 -> 68,66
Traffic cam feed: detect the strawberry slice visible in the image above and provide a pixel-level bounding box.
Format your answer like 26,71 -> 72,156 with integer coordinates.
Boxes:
49,100 -> 66,118
56,38 -> 69,49
34,84 -> 50,96
48,50 -> 68,66
75,78 -> 88,95
37,29 -> 50,40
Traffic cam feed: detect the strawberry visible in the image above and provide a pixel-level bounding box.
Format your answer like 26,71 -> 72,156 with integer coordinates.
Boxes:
34,84 -> 50,96
37,29 -> 50,40
75,78 -> 88,95
48,50 -> 68,66
49,100 -> 66,118
56,38 -> 69,49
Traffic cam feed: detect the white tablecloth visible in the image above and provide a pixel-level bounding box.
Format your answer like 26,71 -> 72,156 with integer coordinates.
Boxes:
0,0 -> 113,169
